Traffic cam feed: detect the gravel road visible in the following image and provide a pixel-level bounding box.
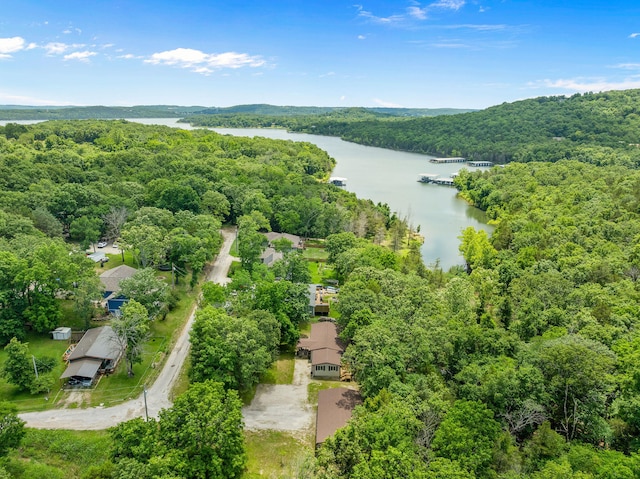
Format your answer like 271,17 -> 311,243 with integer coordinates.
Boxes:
19,228 -> 236,430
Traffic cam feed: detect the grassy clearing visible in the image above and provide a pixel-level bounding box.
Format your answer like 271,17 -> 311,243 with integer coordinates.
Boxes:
308,261 -> 338,285
302,248 -> 328,261
6,428 -> 111,479
260,352 -> 295,385
243,430 -> 314,479
307,380 -> 350,406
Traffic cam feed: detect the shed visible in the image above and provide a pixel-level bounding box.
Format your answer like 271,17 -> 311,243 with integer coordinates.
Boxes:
51,327 -> 71,340
316,388 -> 362,447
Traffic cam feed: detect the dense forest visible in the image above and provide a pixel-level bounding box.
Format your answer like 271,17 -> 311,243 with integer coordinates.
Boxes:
311,160 -> 640,478
3,88 -> 640,477
186,90 -> 640,168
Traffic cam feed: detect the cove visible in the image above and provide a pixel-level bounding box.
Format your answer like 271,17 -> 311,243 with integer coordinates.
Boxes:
208,127 -> 493,270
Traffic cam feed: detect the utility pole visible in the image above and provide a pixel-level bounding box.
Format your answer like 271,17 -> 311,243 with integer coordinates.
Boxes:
32,355 -> 39,379
143,386 -> 149,421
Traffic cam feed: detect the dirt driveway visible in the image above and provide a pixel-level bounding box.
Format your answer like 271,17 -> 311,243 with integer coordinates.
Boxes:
242,359 -> 314,432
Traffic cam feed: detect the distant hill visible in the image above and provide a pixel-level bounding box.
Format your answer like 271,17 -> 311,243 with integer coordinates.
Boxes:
195,104 -> 474,117
282,90 -> 640,166
0,105 -> 206,120
0,104 -> 474,121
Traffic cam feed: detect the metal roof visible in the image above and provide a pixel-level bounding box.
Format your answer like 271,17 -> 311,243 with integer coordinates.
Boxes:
99,265 -> 137,293
67,326 -> 123,362
316,388 -> 362,445
60,358 -> 102,379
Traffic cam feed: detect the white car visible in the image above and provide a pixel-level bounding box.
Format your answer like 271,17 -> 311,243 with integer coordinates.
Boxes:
97,241 -> 108,248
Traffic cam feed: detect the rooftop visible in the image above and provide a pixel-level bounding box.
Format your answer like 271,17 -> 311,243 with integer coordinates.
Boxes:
316,388 -> 362,445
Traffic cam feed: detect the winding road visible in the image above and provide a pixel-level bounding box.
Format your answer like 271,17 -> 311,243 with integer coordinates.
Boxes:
19,228 -> 236,430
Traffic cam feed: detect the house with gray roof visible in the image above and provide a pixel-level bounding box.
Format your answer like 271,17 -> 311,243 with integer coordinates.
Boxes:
99,265 -> 137,315
60,326 -> 124,385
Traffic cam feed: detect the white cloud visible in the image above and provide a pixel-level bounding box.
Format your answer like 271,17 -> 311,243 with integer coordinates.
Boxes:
629,33 -> 640,38
355,5 -> 404,25
358,34 -> 366,40
407,6 -> 428,20
373,98 -> 403,108
320,71 -> 336,77
145,48 -> 265,73
118,53 -> 138,60
340,95 -> 346,101
44,42 -> 69,54
0,37 -> 26,57
534,77 -> 640,93
430,0 -> 465,10
431,41 -> 470,48
613,63 -> 640,70
444,24 -> 507,31
26,42 -> 37,50
0,92 -> 71,106
63,51 -> 97,62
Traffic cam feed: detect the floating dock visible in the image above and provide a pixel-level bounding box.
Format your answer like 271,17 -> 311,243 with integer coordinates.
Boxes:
417,174 -> 455,186
429,157 -> 466,164
329,177 -> 347,187
468,161 -> 493,167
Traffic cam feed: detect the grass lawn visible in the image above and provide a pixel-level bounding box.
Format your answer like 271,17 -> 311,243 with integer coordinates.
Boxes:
6,428 -> 111,479
243,430 -> 314,479
0,332 -> 71,412
307,380 -> 351,406
260,352 -> 295,385
308,261 -> 338,285
302,247 -> 328,261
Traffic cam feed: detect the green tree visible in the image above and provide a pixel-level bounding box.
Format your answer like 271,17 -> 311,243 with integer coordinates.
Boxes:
237,212 -> 269,271
118,268 -> 169,319
112,300 -> 150,377
74,273 -> 104,329
431,400 -> 502,478
529,334 -> 616,441
158,380 -> 246,479
2,337 -> 34,391
0,402 -> 25,456
70,216 -> 102,251
271,251 -> 311,283
190,306 -> 279,390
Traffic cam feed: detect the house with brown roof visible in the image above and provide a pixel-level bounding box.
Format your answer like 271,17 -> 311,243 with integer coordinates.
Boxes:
297,321 -> 345,379
263,232 -> 303,250
316,388 -> 362,447
60,326 -> 124,386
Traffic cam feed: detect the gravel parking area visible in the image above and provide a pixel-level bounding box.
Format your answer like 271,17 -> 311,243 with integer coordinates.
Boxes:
242,359 -> 315,432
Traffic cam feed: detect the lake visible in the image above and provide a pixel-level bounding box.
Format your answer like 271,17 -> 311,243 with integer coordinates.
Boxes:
1,118 -> 492,269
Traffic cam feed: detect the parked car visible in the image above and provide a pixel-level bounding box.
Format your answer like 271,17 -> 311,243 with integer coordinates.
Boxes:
97,240 -> 108,248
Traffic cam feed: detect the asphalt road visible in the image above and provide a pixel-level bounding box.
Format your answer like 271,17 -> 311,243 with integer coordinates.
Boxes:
19,228 -> 236,430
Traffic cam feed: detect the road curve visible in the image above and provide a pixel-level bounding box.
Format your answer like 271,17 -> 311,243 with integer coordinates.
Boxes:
19,228 -> 236,430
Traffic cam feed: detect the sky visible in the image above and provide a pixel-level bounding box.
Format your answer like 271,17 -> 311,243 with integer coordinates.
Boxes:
1,0 -> 640,109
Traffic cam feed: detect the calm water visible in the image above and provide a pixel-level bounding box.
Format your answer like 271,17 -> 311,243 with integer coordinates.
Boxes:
210,127 -> 493,269
1,118 -> 492,268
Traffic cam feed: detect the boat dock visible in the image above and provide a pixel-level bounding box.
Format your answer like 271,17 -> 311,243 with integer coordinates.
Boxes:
468,161 -> 493,167
329,177 -> 347,187
429,157 -> 466,164
417,174 -> 455,186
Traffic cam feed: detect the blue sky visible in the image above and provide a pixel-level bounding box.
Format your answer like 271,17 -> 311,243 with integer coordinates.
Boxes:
1,0 -> 640,109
